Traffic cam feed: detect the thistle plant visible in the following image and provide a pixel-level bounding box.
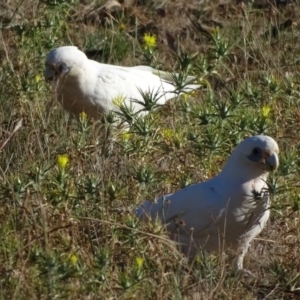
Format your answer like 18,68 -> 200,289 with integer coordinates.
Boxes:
169,52 -> 199,92
133,88 -> 165,112
112,95 -> 137,125
262,74 -> 282,95
1,1 -> 299,299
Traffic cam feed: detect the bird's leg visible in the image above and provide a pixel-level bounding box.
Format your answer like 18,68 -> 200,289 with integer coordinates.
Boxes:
236,249 -> 245,270
234,244 -> 254,276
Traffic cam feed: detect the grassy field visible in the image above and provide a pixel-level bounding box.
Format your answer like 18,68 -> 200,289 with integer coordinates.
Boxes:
1,0 -> 300,299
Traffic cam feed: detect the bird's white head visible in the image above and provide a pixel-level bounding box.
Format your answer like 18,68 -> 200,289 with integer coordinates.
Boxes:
44,46 -> 88,81
221,135 -> 279,179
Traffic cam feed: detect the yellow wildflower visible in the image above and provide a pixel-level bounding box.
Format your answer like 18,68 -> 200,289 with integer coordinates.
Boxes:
162,129 -> 184,148
182,91 -> 196,101
57,154 -> 69,170
123,132 -> 131,141
143,33 -> 157,49
136,257 -> 144,269
261,106 -> 271,118
183,93 -> 190,101
161,129 -> 175,141
119,23 -> 126,31
79,111 -> 87,122
69,254 -> 78,265
35,74 -> 41,83
112,95 -> 126,108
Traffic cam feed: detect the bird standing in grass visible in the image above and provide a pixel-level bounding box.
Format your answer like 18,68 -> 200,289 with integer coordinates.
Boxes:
137,135 -> 279,274
44,46 -> 199,120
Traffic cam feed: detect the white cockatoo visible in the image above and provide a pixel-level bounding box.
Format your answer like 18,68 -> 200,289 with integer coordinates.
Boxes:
137,135 -> 279,273
44,46 -> 199,119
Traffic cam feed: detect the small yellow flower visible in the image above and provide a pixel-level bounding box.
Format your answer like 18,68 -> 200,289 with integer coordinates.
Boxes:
79,111 -> 87,122
162,129 -> 184,148
182,91 -> 196,101
123,132 -> 131,141
161,129 -> 175,140
35,74 -> 41,83
183,93 -> 190,101
143,33 -> 157,49
112,95 -> 126,108
136,257 -> 144,269
261,106 -> 271,118
119,23 -> 126,31
69,254 -> 78,265
57,154 -> 69,170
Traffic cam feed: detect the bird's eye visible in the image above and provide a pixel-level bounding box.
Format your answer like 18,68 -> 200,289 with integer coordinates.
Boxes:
247,147 -> 262,162
58,63 -> 70,74
252,147 -> 261,155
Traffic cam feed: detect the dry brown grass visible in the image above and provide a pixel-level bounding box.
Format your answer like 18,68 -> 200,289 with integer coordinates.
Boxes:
0,0 -> 300,299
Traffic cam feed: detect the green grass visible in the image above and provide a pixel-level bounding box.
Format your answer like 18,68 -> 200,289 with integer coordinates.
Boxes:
1,0 -> 300,298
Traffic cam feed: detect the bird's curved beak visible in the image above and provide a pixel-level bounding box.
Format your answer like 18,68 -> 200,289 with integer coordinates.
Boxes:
44,66 -> 55,81
265,152 -> 279,171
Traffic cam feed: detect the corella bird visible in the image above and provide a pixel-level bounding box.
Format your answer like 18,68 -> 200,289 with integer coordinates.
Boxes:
137,135 -> 279,273
44,46 -> 199,119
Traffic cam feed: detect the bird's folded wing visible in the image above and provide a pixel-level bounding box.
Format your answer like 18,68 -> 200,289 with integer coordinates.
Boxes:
91,64 -> 182,109
137,180 -> 225,236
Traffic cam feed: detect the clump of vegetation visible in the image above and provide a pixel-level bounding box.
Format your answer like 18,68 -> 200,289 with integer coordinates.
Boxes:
0,0 -> 300,298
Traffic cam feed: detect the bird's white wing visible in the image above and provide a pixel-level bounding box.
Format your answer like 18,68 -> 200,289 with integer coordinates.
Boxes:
89,61 -> 182,113
137,178 -> 227,237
